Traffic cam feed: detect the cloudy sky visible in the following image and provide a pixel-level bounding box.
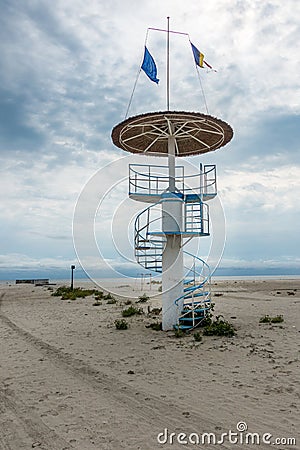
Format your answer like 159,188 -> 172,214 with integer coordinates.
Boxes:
0,0 -> 299,280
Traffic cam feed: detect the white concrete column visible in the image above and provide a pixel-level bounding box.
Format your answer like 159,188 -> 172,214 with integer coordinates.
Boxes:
161,196 -> 184,330
168,135 -> 176,192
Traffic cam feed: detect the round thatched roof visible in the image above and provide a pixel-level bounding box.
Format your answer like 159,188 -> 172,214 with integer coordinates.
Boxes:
111,111 -> 233,156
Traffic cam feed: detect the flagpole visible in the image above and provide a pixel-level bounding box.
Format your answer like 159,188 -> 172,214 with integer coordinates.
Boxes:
166,16 -> 170,110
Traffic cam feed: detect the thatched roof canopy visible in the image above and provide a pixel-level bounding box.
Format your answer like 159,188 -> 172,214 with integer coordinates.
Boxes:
112,111 -> 233,156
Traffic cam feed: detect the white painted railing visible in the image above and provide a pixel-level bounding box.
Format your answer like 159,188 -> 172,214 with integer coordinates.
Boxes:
129,163 -> 217,199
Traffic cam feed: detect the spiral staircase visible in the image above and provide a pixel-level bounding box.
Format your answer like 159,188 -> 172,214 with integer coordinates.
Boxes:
131,163 -> 216,331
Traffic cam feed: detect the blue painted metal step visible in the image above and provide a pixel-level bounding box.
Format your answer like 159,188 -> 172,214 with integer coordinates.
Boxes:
184,292 -> 210,299
184,299 -> 210,306
184,285 -> 205,292
179,317 -> 204,323
193,307 -> 210,313
184,279 -> 194,285
174,324 -> 195,330
181,307 -> 209,313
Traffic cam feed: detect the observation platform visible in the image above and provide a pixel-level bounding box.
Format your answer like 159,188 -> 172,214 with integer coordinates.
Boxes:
128,163 -> 217,204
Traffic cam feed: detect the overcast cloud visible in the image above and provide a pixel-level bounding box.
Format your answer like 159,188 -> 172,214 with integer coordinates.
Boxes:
0,0 -> 299,279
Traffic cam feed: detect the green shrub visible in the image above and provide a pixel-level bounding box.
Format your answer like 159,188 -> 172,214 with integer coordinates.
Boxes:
260,315 -> 284,324
137,293 -> 149,303
150,307 -> 162,315
107,298 -> 117,304
122,306 -> 143,317
259,315 -> 271,323
270,315 -> 284,323
52,286 -> 102,300
174,328 -> 185,338
148,322 -> 162,331
62,291 -> 78,301
193,332 -> 202,342
201,316 -> 213,327
203,316 -> 236,337
93,300 -> 102,306
115,319 -> 128,330
51,286 -> 72,297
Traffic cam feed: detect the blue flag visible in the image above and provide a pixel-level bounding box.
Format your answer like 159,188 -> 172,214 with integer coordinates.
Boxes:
141,46 -> 159,84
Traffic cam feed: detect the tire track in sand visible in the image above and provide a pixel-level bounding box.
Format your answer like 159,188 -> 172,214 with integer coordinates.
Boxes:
0,386 -> 72,450
0,291 -> 265,449
0,293 -> 73,449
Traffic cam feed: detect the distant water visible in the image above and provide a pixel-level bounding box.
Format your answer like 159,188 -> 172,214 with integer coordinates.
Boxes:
212,275 -> 300,281
2,274 -> 300,286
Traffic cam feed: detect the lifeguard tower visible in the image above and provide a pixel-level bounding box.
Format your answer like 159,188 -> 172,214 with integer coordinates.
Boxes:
111,26 -> 233,331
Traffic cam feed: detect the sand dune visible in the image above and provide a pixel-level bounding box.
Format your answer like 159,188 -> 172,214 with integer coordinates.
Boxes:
0,279 -> 299,449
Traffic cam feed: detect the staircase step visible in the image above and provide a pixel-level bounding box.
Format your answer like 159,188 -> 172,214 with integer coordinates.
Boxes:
184,299 -> 211,306
174,324 -> 194,330
184,290 -> 207,297
184,279 -> 194,285
181,307 -> 209,314
184,292 -> 210,299
183,285 -> 205,292
194,307 -> 210,313
179,317 -> 205,323
137,254 -> 162,259
183,288 -> 209,293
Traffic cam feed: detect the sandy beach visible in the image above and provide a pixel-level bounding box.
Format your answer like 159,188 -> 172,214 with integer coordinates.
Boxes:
0,278 -> 299,449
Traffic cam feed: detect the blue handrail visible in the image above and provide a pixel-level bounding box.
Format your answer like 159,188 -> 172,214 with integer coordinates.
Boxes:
174,251 -> 210,306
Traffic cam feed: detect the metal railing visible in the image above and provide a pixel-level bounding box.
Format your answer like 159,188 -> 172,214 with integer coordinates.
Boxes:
134,202 -> 165,273
129,164 -> 184,195
175,252 -> 211,331
185,202 -> 209,234
134,198 -> 210,274
129,163 -> 216,198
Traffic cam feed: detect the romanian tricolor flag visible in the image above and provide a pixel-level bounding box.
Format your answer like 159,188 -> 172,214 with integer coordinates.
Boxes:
190,42 -> 213,70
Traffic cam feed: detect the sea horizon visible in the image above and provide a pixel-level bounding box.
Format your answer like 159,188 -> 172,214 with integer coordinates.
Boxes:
1,273 -> 300,286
